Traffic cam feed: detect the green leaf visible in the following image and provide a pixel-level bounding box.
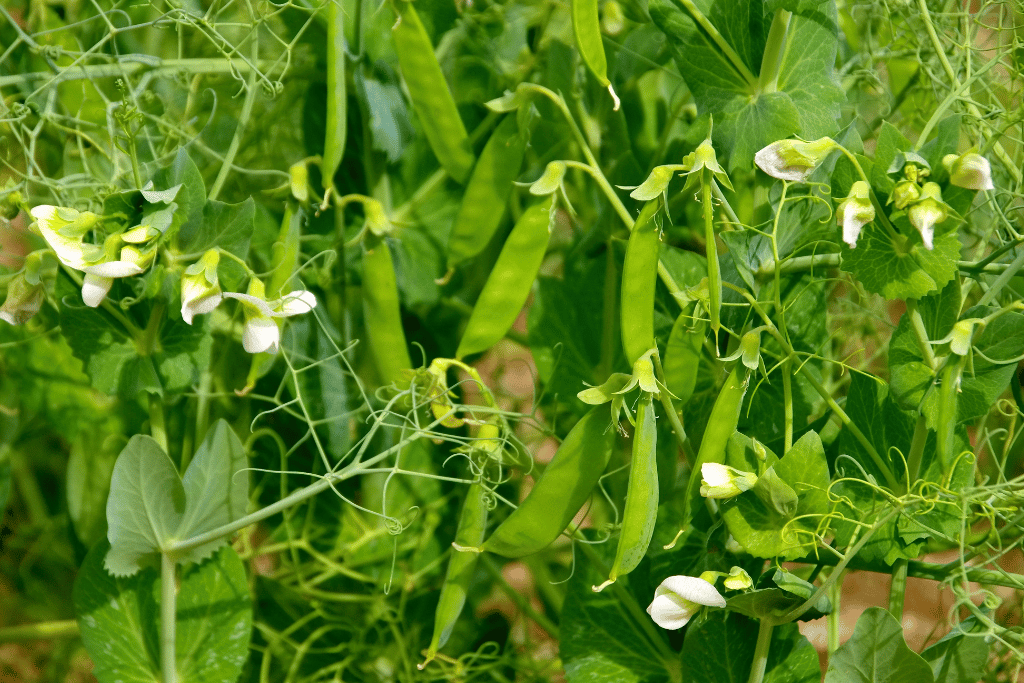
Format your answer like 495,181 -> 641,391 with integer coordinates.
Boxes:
870,122 -> 911,195
840,224 -> 960,301
153,148 -> 206,246
75,541 -> 252,683
921,623 -> 989,683
104,435 -> 186,577
67,430 -> 118,547
681,612 -> 820,683
824,607 -> 934,683
721,430 -> 829,558
180,196 -> 255,259
175,420 -> 249,565
357,71 -> 413,163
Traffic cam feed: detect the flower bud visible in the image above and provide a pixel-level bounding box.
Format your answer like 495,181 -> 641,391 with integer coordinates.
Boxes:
754,137 -> 838,182
943,152 -> 994,191
530,161 -> 568,196
907,182 -> 948,250
289,161 -> 309,202
181,249 -> 223,324
682,137 -> 734,192
752,467 -> 799,518
836,181 -> 875,248
889,179 -> 921,209
723,566 -> 752,590
0,272 -> 44,325
949,319 -> 977,357
630,166 -> 675,201
739,330 -> 761,371
700,462 -> 758,499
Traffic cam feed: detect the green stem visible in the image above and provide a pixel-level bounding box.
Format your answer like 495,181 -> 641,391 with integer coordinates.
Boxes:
976,245 -> 1024,308
782,360 -> 793,453
888,559 -> 908,619
0,620 -> 80,642
905,299 -> 937,371
208,35 -> 259,200
652,351 -> 696,466
747,618 -> 775,683
161,553 -> 177,683
676,0 -> 758,88
702,179 -> 722,337
904,413 -> 928,490
826,569 -> 842,655
758,9 -> 792,94
149,392 -> 169,455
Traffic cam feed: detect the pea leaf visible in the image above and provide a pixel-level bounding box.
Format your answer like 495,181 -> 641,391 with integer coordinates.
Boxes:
75,541 -> 252,683
649,0 -> 843,170
840,224 -> 960,301
824,607 -> 934,683
178,196 -> 255,259
921,622 -> 989,683
681,612 -> 820,683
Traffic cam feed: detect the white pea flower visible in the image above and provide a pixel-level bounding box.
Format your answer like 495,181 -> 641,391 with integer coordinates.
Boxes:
943,152 -> 994,191
30,205 -> 144,307
700,462 -> 758,499
223,278 -> 317,354
0,272 -> 44,325
180,249 -> 223,324
907,182 -> 949,250
754,137 -> 838,182
837,181 -> 875,248
647,574 -> 727,630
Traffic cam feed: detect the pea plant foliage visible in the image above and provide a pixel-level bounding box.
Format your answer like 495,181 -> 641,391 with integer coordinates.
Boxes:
2,0 -> 1024,681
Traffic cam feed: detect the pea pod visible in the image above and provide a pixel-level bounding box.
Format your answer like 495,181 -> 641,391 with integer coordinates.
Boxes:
392,0 -> 474,184
935,356 -> 966,476
362,234 -> 412,385
620,199 -> 661,365
424,482 -> 489,661
456,197 -> 554,359
322,0 -> 346,189
663,309 -> 706,407
682,364 -> 747,527
480,407 -> 614,557
570,0 -> 620,109
446,114 -> 528,270
595,393 -> 657,591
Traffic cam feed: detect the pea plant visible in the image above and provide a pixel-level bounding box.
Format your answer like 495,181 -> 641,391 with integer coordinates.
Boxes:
2,0 -> 1024,681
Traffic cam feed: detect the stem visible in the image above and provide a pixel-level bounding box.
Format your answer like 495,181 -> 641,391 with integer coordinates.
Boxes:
149,392 -> 169,454
826,570 -> 842,655
676,0 -> 758,88
782,360 -> 793,453
208,35 -> 259,200
904,413 -> 928,489
0,57 -> 278,89
0,620 -> 79,642
905,299 -> 937,371
976,245 -> 1024,308
747,618 -> 775,683
888,559 -> 908,619
160,553 -> 177,683
702,179 -> 721,336
758,9 -> 792,94
652,352 -> 696,466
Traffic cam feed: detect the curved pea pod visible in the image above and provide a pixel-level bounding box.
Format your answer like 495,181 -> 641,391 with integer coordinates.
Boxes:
570,0 -> 620,109
480,407 -> 615,558
681,364 -> 747,527
456,197 -> 554,359
322,0 -> 346,189
595,393 -> 658,591
424,482 -> 489,661
663,309 -> 706,407
620,200 -> 662,366
392,0 -> 474,184
362,234 -> 413,386
445,114 -> 528,269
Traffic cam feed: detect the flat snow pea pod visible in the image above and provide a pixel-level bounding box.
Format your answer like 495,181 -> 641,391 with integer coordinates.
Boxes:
571,0 -> 620,109
663,309 -> 706,407
424,482 -> 489,662
456,197 -> 554,359
682,363 -> 747,527
321,0 -> 346,190
595,393 -> 658,591
392,0 -> 474,184
480,407 -> 614,557
362,234 -> 412,386
620,199 -> 661,366
445,114 -> 528,270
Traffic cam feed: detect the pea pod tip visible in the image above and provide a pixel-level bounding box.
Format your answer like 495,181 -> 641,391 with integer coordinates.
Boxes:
451,542 -> 482,553
592,578 -> 616,592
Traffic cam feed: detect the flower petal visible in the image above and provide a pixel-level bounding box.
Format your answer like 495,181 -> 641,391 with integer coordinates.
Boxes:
657,575 -> 727,608
81,274 -> 113,307
647,593 -> 696,630
242,316 -> 280,354
275,290 -> 317,316
182,292 -> 223,325
223,291 -> 277,317
82,260 -> 145,278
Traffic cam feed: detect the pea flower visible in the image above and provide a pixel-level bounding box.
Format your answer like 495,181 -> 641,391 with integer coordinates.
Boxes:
889,179 -> 921,210
681,136 -> 734,193
723,566 -> 753,590
0,272 -> 44,325
223,278 -> 317,354
30,205 -> 144,307
700,462 -> 758,499
754,137 -> 838,182
943,152 -> 994,191
837,181 -> 875,248
907,182 -> 948,250
180,250 -> 223,324
647,574 -> 727,630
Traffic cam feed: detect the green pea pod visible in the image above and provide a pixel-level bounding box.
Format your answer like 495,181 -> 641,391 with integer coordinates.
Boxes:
456,197 -> 554,359
392,0 -> 474,184
425,482 -> 489,660
682,364 -> 747,527
663,309 -> 706,407
446,114 -> 528,270
935,356 -> 966,476
596,393 -> 658,591
620,200 -> 661,366
267,203 -> 302,299
322,0 -> 346,189
362,234 -> 413,385
571,0 -> 620,109
481,407 -> 614,557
